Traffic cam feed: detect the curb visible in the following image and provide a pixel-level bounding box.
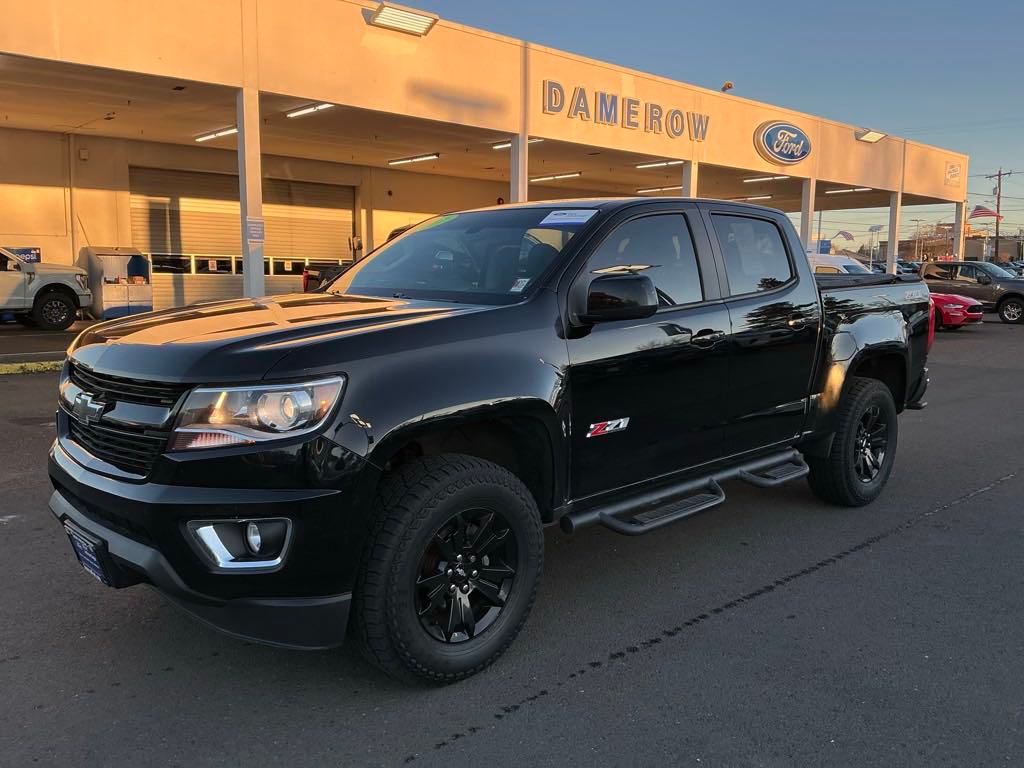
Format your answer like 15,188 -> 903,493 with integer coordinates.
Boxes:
0,360 -> 64,375
0,350 -> 67,364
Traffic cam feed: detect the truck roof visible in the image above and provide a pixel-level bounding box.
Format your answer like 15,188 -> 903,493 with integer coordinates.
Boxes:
457,197 -> 781,215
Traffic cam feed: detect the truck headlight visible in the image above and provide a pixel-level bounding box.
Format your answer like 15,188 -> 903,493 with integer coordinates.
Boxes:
171,376 -> 345,450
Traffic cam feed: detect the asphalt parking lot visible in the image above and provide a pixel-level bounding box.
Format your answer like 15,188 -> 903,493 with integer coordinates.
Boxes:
0,321 -> 93,362
2,321 -> 1023,767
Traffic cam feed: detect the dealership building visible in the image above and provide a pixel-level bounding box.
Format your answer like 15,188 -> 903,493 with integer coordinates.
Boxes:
0,0 -> 969,310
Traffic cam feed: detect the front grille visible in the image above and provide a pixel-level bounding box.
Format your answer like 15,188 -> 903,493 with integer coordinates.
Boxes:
67,415 -> 169,476
69,362 -> 190,407
965,305 -> 984,314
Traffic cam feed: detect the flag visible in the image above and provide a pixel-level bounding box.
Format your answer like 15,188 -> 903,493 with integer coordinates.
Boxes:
868,224 -> 884,232
833,230 -> 854,241
969,205 -> 1003,220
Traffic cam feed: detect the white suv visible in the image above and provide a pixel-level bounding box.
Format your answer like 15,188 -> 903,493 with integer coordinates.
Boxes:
0,248 -> 92,330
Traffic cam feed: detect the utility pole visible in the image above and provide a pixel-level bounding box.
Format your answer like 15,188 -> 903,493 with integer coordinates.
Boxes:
985,168 -> 1013,262
911,218 -> 925,261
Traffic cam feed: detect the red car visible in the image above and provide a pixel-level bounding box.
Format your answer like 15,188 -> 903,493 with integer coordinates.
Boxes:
930,292 -> 984,330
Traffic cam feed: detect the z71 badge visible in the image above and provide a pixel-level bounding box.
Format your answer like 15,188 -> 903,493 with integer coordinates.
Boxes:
587,417 -> 630,438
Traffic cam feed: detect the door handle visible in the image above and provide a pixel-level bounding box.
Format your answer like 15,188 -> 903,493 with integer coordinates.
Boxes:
690,329 -> 725,348
787,314 -> 807,330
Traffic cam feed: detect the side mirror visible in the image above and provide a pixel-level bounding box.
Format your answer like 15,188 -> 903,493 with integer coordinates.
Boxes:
978,273 -> 992,285
581,273 -> 659,323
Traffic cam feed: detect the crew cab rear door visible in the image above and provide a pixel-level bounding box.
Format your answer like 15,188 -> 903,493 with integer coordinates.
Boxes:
702,205 -> 822,453
564,204 -> 733,499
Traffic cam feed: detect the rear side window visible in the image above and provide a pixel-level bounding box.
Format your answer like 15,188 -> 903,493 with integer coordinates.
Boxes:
711,214 -> 793,295
922,263 -> 955,280
584,214 -> 703,307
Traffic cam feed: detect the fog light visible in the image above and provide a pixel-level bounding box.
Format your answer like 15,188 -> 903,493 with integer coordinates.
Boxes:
245,522 -> 262,554
187,518 -> 292,571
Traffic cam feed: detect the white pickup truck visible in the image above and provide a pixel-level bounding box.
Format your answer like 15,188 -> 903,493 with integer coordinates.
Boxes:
0,248 -> 92,330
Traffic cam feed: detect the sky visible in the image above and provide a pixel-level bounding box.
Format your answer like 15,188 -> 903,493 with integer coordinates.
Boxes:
412,0 -> 1024,249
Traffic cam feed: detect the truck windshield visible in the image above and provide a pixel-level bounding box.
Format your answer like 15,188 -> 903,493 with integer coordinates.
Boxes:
976,261 -> 1014,279
327,207 -> 594,304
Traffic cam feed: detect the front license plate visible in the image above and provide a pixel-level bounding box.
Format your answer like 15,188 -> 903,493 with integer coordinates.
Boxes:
63,520 -> 111,586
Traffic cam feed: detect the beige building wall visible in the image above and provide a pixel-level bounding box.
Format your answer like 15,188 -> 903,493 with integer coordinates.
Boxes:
0,0 -> 967,204
0,127 -> 609,266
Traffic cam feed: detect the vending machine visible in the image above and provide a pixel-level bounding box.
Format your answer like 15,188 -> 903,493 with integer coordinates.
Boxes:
81,247 -> 153,319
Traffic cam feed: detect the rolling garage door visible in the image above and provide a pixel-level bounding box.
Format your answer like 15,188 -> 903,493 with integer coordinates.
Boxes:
129,167 -> 355,308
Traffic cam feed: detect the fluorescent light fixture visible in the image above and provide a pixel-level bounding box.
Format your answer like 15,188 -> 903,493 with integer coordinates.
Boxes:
636,185 -> 684,194
855,128 -> 887,143
743,175 -> 789,183
369,3 -> 438,36
286,103 -> 335,119
530,171 -> 581,183
195,127 -> 238,142
635,159 -> 685,169
491,137 -> 544,150
744,195 -> 773,201
824,187 -> 873,195
388,152 -> 440,166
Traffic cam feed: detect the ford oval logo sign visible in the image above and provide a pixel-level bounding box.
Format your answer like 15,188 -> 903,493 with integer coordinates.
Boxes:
755,121 -> 812,165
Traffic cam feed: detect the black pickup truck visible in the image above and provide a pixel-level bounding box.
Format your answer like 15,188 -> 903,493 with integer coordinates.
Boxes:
48,199 -> 931,683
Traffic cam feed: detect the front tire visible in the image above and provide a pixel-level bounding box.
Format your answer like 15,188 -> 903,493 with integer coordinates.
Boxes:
807,377 -> 898,507
353,454 -> 543,684
32,292 -> 76,330
998,297 -> 1024,324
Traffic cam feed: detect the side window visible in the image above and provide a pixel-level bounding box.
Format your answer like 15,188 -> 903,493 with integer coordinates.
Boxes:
814,265 -> 841,274
711,214 -> 793,295
922,263 -> 953,280
584,214 -> 703,307
956,264 -> 978,282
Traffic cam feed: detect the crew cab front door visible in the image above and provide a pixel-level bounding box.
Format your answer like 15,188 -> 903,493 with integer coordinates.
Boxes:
0,252 -> 27,309
565,208 -> 732,499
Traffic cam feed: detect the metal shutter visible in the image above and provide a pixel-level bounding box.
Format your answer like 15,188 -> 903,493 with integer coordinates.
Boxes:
129,167 -> 355,261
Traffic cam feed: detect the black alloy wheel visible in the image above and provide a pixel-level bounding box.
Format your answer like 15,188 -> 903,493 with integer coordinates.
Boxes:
353,454 -> 543,683
853,404 -> 888,483
414,509 -> 518,643
806,376 -> 899,507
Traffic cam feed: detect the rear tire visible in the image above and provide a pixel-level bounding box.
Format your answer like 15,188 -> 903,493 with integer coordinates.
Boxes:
807,377 -> 898,507
353,454 -> 543,684
32,292 -> 76,331
998,297 -> 1024,324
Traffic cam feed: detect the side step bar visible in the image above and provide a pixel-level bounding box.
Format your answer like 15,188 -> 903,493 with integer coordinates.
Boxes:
560,450 -> 808,536
738,457 -> 809,488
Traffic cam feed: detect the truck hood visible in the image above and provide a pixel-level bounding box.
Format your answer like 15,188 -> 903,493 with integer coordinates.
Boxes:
31,261 -> 87,276
69,292 -> 491,383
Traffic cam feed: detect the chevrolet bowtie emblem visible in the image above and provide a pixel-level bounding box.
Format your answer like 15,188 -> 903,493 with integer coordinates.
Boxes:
72,392 -> 107,424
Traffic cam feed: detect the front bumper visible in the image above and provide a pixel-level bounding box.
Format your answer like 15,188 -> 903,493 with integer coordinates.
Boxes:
48,439 -> 364,650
